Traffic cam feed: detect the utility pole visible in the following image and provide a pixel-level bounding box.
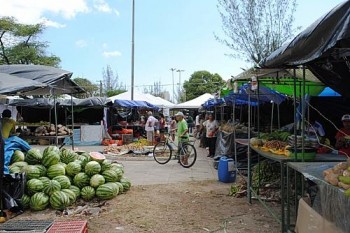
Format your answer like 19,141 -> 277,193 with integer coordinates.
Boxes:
100,80 -> 103,97
170,68 -> 176,103
131,0 -> 135,100
176,69 -> 184,102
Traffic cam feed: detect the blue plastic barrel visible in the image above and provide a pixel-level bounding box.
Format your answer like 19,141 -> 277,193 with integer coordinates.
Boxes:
218,156 -> 236,183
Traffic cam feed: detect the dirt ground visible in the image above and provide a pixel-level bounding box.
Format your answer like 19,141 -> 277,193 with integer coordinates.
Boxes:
10,180 -> 280,233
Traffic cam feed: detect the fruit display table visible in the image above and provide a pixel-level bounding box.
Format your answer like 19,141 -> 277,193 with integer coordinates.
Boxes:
287,162 -> 350,233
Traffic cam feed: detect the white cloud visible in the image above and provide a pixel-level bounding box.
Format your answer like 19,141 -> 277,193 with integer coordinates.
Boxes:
93,0 -> 120,15
41,18 -> 66,28
103,50 -> 122,58
76,40 -> 88,48
0,0 -> 89,25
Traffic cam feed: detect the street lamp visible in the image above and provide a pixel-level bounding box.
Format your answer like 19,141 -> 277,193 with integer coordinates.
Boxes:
170,68 -> 176,102
176,69 -> 184,90
131,0 -> 135,100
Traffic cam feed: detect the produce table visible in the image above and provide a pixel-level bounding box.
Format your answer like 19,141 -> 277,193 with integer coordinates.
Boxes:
248,146 -> 347,232
20,135 -> 72,148
286,162 -> 350,232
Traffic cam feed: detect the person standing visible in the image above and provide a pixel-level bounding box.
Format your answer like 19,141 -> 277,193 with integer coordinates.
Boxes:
335,114 -> 350,156
186,114 -> 194,134
1,109 -> 16,139
203,113 -> 219,158
145,111 -> 157,144
194,114 -> 201,138
175,112 -> 189,165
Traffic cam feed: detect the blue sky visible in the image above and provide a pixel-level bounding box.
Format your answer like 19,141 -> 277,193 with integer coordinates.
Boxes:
0,0 -> 346,98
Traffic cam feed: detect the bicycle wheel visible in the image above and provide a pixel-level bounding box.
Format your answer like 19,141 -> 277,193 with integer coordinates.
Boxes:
153,141 -> 172,164
179,143 -> 197,168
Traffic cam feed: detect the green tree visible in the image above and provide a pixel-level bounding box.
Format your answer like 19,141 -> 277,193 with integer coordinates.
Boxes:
0,17 -> 60,66
106,89 -> 126,97
216,0 -> 298,65
72,77 -> 98,98
102,65 -> 126,94
183,71 -> 225,101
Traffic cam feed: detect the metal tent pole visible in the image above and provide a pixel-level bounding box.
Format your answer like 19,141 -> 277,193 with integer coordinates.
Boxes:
0,123 -> 6,220
54,95 -> 58,146
71,95 -> 75,150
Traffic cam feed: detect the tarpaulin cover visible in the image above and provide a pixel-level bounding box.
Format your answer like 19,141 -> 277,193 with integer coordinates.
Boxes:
4,136 -> 31,174
114,99 -> 159,110
0,65 -> 84,95
224,83 -> 287,106
0,73 -> 46,95
260,1 -> 350,97
215,131 -> 235,157
9,97 -> 109,107
202,98 -> 225,109
318,87 -> 341,96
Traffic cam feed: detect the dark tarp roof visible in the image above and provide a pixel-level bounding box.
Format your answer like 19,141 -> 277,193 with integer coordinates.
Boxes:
9,97 -> 109,108
0,73 -> 47,94
0,65 -> 84,95
261,1 -> 350,68
113,99 -> 159,110
260,1 -> 350,97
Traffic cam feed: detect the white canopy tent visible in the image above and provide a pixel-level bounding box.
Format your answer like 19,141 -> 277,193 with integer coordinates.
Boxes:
108,90 -> 174,108
174,93 -> 213,109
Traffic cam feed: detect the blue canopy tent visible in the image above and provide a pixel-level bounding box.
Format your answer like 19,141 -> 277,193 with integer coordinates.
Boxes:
113,99 -> 159,111
318,87 -> 341,97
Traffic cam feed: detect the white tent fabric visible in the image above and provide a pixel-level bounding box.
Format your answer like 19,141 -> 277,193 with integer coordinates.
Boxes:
174,93 -> 213,109
108,91 -> 174,108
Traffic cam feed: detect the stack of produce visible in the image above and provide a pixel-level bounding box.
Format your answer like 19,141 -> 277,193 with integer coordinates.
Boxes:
32,124 -> 73,136
9,146 -> 131,211
323,160 -> 350,197
104,139 -> 151,154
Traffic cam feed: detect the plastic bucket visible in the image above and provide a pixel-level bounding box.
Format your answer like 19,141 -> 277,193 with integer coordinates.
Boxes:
218,156 -> 236,183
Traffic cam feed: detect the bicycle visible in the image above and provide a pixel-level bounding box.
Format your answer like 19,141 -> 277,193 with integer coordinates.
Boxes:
153,133 -> 197,168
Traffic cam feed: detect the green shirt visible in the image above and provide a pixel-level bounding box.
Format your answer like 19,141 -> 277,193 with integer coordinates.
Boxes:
177,119 -> 189,141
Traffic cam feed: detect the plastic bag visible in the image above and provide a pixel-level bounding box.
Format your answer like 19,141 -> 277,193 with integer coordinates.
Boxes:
2,173 -> 26,213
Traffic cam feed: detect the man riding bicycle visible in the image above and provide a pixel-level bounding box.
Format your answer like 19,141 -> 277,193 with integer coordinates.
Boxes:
175,112 -> 189,165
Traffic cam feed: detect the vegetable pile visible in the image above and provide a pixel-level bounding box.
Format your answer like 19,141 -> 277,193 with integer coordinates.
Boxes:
9,146 -> 131,211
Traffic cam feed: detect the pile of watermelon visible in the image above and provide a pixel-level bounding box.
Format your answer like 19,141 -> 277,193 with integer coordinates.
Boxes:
9,146 -> 131,211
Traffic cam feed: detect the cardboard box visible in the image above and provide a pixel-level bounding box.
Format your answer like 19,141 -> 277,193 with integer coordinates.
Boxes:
295,198 -> 343,233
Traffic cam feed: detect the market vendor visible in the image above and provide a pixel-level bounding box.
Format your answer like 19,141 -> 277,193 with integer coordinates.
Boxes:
1,109 -> 16,139
335,114 -> 350,156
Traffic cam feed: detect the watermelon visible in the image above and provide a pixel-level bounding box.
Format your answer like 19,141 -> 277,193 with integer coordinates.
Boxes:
95,183 -> 118,200
115,182 -> 124,193
110,163 -> 124,175
47,164 -> 66,179
25,148 -> 42,165
73,173 -> 90,188
38,177 -> 51,187
11,150 -> 25,163
90,174 -> 105,188
52,175 -> 71,189
25,165 -> 41,180
10,161 -> 28,171
35,164 -> 47,177
43,180 -> 61,196
58,162 -> 67,168
69,185 -> 81,198
43,146 -> 60,157
89,152 -> 105,163
102,169 -> 122,182
120,178 -> 131,191
42,151 -> 60,168
85,161 -> 101,176
65,162 -> 82,177
50,191 -> 70,210
9,166 -> 21,174
101,159 -> 112,172
76,155 -> 90,169
80,186 -> 95,201
105,182 -> 119,195
20,194 -> 31,209
30,192 -> 49,211
61,189 -> 77,205
60,149 -> 77,164
26,179 -> 44,194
